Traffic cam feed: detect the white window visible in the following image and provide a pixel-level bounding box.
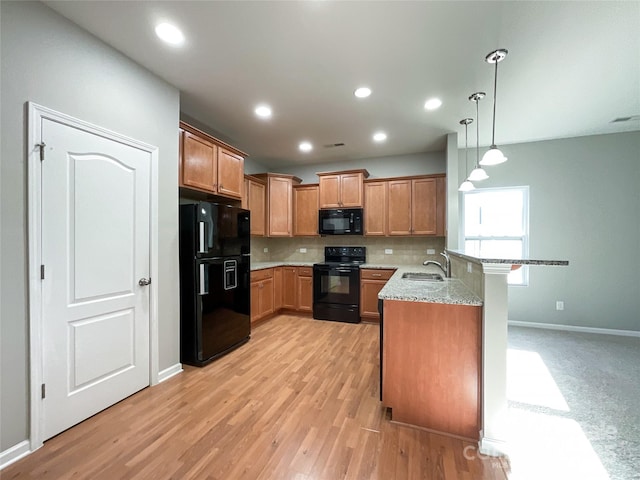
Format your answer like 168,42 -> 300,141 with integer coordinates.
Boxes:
462,186 -> 529,285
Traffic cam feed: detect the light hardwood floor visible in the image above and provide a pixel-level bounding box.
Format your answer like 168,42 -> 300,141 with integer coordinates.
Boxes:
4,315 -> 509,479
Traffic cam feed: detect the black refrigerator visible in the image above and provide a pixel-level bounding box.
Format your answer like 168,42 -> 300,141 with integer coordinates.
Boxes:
179,202 -> 251,367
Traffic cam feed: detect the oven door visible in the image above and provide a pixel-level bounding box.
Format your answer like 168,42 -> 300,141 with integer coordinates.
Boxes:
313,264 -> 360,306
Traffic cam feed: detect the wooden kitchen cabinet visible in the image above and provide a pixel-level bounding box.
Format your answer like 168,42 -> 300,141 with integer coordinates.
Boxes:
317,169 -> 369,208
250,269 -> 274,324
179,122 -> 245,200
387,175 -> 442,236
360,269 -> 395,322
382,299 -> 482,440
243,175 -> 266,236
273,267 -> 283,310
253,173 -> 302,237
293,184 -> 319,236
296,267 -> 313,312
364,180 -> 388,236
282,267 -> 298,309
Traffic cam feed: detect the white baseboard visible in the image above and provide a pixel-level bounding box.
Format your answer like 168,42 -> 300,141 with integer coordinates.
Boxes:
479,436 -> 509,457
158,363 -> 183,383
508,320 -> 640,338
0,440 -> 31,470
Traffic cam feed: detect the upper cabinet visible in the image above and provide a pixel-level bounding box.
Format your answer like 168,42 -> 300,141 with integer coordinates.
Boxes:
293,184 -> 319,236
179,121 -> 245,200
243,175 -> 267,236
367,174 -> 446,237
253,173 -> 302,237
317,169 -> 369,208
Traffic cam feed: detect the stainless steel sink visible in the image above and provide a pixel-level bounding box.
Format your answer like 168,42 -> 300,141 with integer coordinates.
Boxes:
401,272 -> 444,281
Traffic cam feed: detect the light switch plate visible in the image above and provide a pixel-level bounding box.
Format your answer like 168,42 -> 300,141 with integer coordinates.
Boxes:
385,248 -> 393,255
300,248 -> 307,253
427,249 -> 436,255
263,247 -> 269,253
467,262 -> 473,273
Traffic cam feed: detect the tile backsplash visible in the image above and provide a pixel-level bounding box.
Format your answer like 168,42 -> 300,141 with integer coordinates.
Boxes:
250,236 -> 445,265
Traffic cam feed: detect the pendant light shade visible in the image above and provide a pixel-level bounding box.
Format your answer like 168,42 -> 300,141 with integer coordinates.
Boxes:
468,167 -> 489,181
458,118 -> 475,192
480,49 -> 508,166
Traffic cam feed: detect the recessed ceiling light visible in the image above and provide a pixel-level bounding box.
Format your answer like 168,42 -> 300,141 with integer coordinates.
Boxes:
254,105 -> 272,119
354,87 -> 372,98
424,98 -> 442,110
299,141 -> 313,152
155,22 -> 185,46
373,132 -> 387,142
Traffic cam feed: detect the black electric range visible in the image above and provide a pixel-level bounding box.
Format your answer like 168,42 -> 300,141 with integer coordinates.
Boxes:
312,246 -> 366,323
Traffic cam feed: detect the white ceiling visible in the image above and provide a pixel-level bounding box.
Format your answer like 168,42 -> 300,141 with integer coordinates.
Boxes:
45,1 -> 640,168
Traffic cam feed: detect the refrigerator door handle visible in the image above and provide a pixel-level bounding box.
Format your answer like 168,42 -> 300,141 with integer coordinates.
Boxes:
198,221 -> 206,254
199,264 -> 208,295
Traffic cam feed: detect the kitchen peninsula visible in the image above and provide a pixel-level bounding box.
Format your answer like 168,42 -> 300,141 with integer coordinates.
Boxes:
379,251 -> 569,455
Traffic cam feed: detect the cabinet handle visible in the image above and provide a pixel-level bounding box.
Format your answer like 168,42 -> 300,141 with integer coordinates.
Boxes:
372,273 -> 382,277
219,184 -> 223,190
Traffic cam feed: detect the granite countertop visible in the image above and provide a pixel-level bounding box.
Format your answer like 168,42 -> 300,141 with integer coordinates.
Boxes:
447,249 -> 569,266
378,265 -> 483,306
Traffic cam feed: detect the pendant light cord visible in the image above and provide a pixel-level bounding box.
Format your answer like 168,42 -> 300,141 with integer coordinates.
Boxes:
475,98 -> 480,167
465,123 -> 469,174
491,56 -> 498,147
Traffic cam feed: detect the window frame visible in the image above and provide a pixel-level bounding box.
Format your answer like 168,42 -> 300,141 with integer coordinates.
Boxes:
461,185 -> 530,286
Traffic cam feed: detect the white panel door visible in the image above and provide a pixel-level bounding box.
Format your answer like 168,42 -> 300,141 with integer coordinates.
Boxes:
41,117 -> 151,440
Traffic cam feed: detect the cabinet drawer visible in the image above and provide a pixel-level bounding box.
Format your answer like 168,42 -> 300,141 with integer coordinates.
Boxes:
360,269 -> 395,280
251,268 -> 273,282
297,267 -> 313,277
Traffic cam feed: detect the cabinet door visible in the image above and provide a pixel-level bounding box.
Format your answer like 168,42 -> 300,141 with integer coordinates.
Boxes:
217,148 -> 244,199
387,180 -> 412,235
282,267 -> 297,309
318,175 -> 341,208
436,176 -> 446,237
412,178 -> 437,235
360,280 -> 386,321
250,281 -> 261,324
182,131 -> 216,192
364,181 -> 388,236
273,267 -> 283,310
261,277 -> 274,317
268,177 -> 293,236
297,273 -> 313,312
339,172 -> 364,207
248,179 -> 266,236
293,185 -> 319,236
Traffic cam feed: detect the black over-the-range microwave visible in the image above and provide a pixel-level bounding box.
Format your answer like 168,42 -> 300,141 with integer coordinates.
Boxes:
318,208 -> 363,235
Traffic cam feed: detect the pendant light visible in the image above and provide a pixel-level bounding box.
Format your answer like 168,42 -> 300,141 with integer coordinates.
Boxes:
480,48 -> 508,166
468,92 -> 489,181
458,118 -> 475,192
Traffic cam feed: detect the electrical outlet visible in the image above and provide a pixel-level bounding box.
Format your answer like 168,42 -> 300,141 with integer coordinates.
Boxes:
263,247 -> 269,253
384,248 -> 393,255
467,262 -> 473,273
556,301 -> 564,311
300,248 -> 307,253
427,248 -> 436,255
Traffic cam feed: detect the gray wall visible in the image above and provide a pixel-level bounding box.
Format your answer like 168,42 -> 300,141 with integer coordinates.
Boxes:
268,151 -> 445,184
458,132 -> 640,331
0,1 -> 181,451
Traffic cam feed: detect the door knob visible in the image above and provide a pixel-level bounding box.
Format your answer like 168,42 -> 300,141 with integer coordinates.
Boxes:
138,278 -> 151,286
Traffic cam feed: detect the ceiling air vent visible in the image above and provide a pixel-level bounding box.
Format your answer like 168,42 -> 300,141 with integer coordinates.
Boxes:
323,143 -> 345,148
610,115 -> 640,123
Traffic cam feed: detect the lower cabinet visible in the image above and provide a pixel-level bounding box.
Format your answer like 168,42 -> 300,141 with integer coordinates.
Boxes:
252,266 -> 313,321
360,269 -> 396,322
297,267 -> 313,312
250,269 -> 274,324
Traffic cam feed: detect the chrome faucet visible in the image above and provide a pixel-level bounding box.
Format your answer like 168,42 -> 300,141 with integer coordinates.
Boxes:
423,251 -> 452,278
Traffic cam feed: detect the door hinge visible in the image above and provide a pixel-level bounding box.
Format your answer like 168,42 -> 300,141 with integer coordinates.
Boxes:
41,383 -> 46,399
36,142 -> 46,161
40,265 -> 45,279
